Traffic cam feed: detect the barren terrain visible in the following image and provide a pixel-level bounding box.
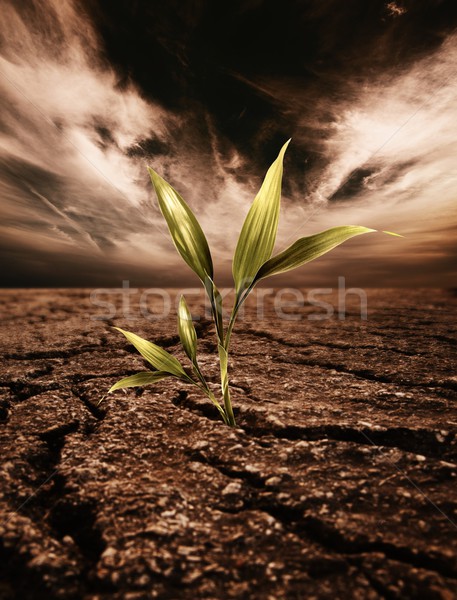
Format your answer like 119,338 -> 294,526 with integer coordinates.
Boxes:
1,288 -> 456,599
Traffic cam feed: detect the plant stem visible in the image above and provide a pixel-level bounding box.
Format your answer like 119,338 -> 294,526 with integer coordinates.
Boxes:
208,388 -> 230,425
218,343 -> 236,426
190,361 -> 229,424
217,290 -> 252,427
191,376 -> 229,425
204,280 -> 253,427
224,289 -> 249,352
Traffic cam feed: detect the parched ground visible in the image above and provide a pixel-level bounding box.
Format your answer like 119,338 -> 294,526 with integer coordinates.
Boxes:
0,288 -> 456,599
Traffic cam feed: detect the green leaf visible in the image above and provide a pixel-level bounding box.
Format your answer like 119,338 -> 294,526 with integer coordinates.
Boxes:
255,226 -> 376,282
148,168 -> 213,283
218,345 -> 229,409
178,295 -> 198,363
114,327 -> 187,378
109,371 -> 170,393
232,139 -> 290,297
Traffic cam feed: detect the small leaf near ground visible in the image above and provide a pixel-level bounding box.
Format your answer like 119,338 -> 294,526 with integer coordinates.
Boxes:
113,327 -> 187,378
178,295 -> 198,364
109,371 -> 170,393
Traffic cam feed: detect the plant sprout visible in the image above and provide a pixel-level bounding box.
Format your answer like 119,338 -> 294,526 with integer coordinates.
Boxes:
109,140 -> 398,426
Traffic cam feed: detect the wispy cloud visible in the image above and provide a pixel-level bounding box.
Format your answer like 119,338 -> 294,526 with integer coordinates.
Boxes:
0,0 -> 456,287
247,34 -> 457,286
0,0 -> 257,286
0,0 -> 173,270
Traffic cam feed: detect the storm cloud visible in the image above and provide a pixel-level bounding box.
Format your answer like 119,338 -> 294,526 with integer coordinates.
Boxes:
1,0 -> 456,287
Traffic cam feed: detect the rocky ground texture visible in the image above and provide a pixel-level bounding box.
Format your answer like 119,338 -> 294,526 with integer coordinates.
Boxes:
1,288 -> 456,599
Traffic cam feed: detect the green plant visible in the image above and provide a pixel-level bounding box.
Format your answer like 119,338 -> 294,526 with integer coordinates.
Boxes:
109,140 -> 398,426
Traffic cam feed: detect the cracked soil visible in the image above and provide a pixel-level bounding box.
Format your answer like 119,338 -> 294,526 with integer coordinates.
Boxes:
0,288 -> 456,599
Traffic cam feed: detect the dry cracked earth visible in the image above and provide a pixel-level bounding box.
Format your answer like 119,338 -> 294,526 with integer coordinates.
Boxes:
0,288 -> 456,599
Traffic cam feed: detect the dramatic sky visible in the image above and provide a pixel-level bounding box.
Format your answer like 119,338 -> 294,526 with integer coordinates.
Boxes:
1,0 -> 457,287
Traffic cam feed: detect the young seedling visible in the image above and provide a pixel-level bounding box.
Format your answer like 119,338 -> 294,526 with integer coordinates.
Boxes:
109,140 -> 398,426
